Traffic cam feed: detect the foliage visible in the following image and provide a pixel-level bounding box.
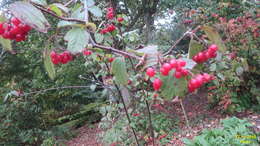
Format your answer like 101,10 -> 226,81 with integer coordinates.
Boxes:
183,117 -> 259,146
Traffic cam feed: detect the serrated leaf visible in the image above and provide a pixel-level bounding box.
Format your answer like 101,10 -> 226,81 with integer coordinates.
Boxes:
94,32 -> 104,43
43,48 -> 55,80
136,45 -> 160,69
188,39 -> 204,59
9,2 -> 50,33
64,28 -> 89,53
89,6 -> 102,17
160,72 -> 188,100
217,73 -> 225,80
31,0 -> 47,6
49,4 -> 63,16
86,0 -> 95,6
111,58 -> 128,85
71,6 -> 85,20
210,63 -> 217,71
201,26 -> 226,53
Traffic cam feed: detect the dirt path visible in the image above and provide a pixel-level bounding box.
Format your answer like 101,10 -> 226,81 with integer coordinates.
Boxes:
65,123 -> 102,146
65,91 -> 260,146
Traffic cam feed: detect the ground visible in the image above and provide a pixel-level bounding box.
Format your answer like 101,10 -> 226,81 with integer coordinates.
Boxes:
66,90 -> 260,146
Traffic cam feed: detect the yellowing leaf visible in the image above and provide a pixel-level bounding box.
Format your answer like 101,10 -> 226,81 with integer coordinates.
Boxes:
43,48 -> 55,80
201,26 -> 226,53
188,39 -> 203,59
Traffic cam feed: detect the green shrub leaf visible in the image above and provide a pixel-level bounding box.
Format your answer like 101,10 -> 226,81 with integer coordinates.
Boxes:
111,58 -> 128,85
64,28 -> 90,53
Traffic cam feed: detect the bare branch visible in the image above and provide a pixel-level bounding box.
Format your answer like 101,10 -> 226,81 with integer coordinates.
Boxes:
30,2 -> 85,23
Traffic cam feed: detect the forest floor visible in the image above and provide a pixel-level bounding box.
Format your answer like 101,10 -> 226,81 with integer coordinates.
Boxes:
66,91 -> 260,146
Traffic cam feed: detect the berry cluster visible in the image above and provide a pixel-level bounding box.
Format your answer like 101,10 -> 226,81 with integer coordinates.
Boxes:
82,48 -> 92,56
50,51 -> 73,65
188,73 -> 214,92
192,44 -> 218,63
100,24 -> 116,34
106,7 -> 114,20
0,17 -> 31,42
153,78 -> 162,91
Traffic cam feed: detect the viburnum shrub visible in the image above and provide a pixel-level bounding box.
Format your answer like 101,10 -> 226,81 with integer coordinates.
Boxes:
1,1 -> 230,145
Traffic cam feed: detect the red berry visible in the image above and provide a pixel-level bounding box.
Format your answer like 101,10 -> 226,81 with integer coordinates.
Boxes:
51,58 -> 60,65
108,57 -> 115,63
107,24 -> 116,32
146,67 -> 156,77
175,66 -> 182,72
197,52 -> 206,63
170,59 -> 178,68
50,51 -> 57,58
202,73 -> 211,82
162,63 -> 172,72
160,67 -> 169,76
11,17 -> 21,26
10,26 -> 22,35
192,55 -> 199,62
83,50 -> 92,56
181,69 -> 189,76
0,23 -> 4,34
208,44 -> 218,53
174,71 -> 182,79
117,17 -> 124,22
15,34 -> 25,42
153,78 -> 162,91
178,60 -> 186,67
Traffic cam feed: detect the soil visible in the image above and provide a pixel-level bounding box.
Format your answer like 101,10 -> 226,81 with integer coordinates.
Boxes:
65,90 -> 260,146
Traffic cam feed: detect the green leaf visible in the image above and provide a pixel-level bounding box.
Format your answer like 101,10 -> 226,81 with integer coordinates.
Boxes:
0,37 -> 12,51
188,39 -> 204,59
51,3 -> 69,14
49,4 -> 63,16
90,84 -> 97,91
181,58 -> 197,70
31,0 -> 47,6
43,48 -> 55,80
64,28 -> 90,53
111,58 -> 128,85
86,0 -> 95,6
89,6 -> 102,17
94,32 -> 104,43
9,2 -> 50,33
201,26 -> 227,53
160,72 -> 188,100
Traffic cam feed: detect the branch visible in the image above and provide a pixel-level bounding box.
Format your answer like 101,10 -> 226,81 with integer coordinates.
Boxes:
90,37 -> 142,60
163,26 -> 201,56
31,2 -> 85,23
20,85 -> 92,97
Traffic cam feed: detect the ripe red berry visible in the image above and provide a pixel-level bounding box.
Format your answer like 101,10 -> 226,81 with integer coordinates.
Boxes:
146,67 -> 156,77
174,71 -> 182,79
197,52 -> 206,63
0,23 -> 4,34
178,60 -> 186,67
162,63 -> 172,72
83,50 -> 92,56
170,59 -> 178,68
11,17 -> 21,26
15,34 -> 25,42
107,24 -> 116,32
208,44 -> 218,53
108,57 -> 115,63
160,67 -> 169,76
181,69 -> 189,76
117,17 -> 124,22
153,78 -> 162,91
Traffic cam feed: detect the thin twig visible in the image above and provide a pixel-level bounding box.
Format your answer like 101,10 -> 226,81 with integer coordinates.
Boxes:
180,98 -> 191,131
89,36 -> 142,60
20,85 -> 92,97
64,0 -> 76,7
114,84 -> 140,146
31,2 -> 85,23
